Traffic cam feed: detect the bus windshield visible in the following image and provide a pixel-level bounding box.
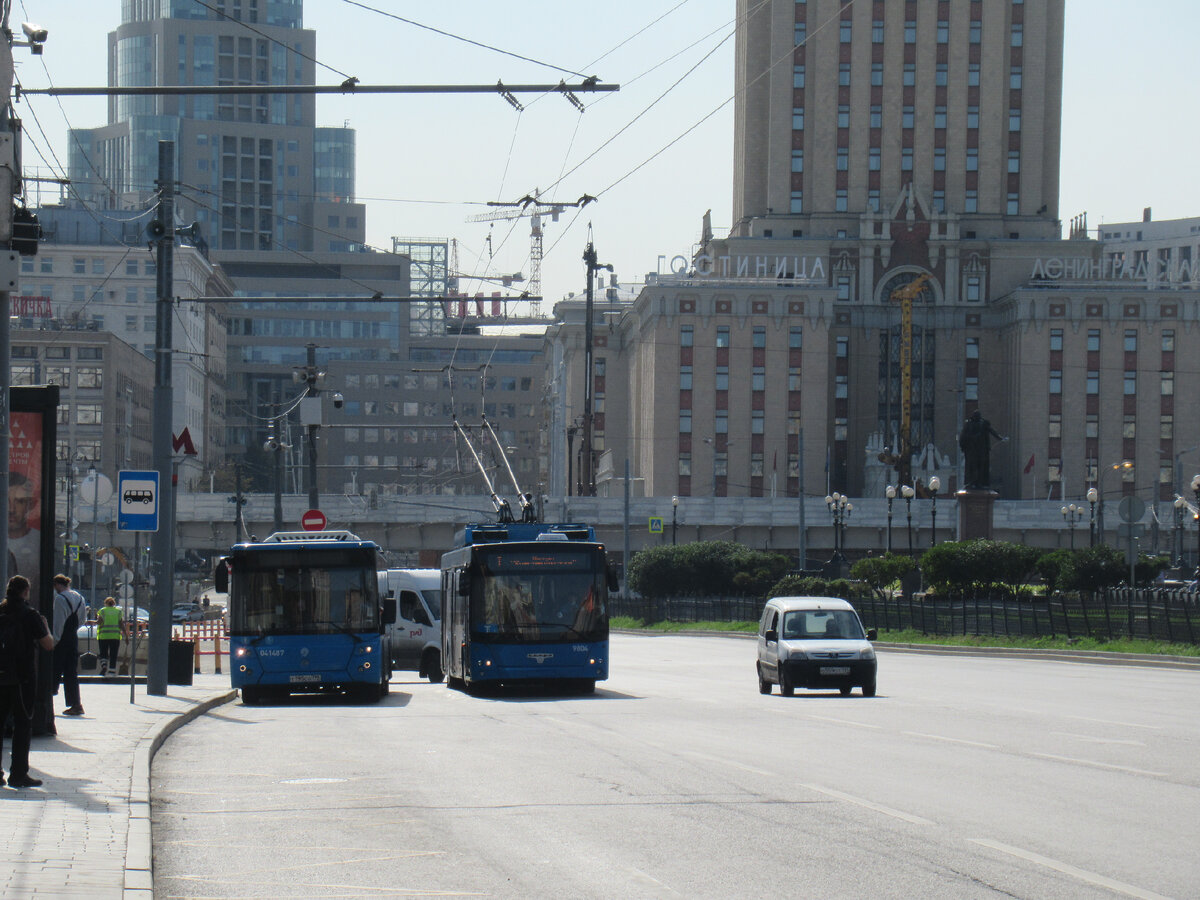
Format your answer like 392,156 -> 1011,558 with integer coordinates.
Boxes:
473,549 -> 606,642
230,553 -> 379,635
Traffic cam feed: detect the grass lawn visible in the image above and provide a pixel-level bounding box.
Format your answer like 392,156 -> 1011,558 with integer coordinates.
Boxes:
609,616 -> 1200,657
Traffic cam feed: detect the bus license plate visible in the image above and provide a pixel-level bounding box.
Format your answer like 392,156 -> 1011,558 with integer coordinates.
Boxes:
820,666 -> 850,676
289,674 -> 321,683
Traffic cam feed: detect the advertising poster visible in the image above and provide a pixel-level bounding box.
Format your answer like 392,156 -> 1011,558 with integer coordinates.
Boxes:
9,409 -> 44,590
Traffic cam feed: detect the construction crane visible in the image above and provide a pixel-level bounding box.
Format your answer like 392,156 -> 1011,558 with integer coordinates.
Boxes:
466,191 -> 596,315
888,271 -> 933,487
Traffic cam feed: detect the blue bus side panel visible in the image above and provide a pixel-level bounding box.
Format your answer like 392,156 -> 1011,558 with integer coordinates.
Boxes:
467,639 -> 608,683
230,633 -> 384,690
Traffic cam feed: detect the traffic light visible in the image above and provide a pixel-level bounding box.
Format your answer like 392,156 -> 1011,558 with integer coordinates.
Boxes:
10,204 -> 40,256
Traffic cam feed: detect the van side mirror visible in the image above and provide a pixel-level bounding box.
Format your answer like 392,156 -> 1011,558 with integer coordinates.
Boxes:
765,628 -> 778,643
866,628 -> 877,641
381,596 -> 397,626
214,558 -> 228,594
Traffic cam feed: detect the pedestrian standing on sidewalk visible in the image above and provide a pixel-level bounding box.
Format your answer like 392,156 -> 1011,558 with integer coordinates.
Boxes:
0,575 -> 55,788
51,574 -> 87,716
95,596 -> 124,677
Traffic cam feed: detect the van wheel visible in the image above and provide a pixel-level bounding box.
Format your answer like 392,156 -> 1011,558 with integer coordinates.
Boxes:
757,664 -> 771,695
424,650 -> 444,684
839,685 -> 852,696
862,680 -> 877,698
779,669 -> 795,697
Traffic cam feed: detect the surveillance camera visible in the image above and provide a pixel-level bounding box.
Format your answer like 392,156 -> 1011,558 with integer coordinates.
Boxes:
22,22 -> 48,43
332,392 -> 344,410
263,439 -> 278,452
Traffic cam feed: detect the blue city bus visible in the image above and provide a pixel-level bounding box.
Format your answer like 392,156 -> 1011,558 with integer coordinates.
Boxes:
216,531 -> 396,704
440,523 -> 617,693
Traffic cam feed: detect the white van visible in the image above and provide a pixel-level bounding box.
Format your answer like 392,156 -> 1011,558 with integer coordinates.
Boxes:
378,568 -> 443,682
756,596 -> 877,697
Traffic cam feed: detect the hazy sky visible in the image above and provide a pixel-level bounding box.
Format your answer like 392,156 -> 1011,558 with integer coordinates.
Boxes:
10,0 -> 1197,306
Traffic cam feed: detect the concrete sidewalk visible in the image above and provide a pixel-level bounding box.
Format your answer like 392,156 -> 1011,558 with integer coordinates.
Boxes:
1,672 -> 235,899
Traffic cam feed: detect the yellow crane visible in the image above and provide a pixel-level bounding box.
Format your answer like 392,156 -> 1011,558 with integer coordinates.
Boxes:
888,272 -> 933,486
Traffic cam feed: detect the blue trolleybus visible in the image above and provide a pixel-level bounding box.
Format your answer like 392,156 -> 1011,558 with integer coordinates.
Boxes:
440,523 -> 616,693
216,531 -> 396,704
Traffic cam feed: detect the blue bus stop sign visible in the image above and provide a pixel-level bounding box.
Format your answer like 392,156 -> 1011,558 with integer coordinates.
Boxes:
117,470 -> 160,532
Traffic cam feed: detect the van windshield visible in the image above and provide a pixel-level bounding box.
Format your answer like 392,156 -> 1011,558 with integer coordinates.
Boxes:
781,609 -> 865,640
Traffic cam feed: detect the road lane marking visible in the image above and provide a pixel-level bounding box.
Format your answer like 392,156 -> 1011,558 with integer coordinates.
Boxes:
902,731 -> 999,749
806,714 -> 883,729
800,783 -> 934,826
969,838 -> 1172,900
1029,752 -> 1166,778
1067,715 -> 1162,731
1050,731 -> 1145,747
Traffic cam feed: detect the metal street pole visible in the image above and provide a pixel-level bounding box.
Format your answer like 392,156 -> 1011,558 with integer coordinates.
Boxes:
148,141 -> 176,696
305,343 -> 319,509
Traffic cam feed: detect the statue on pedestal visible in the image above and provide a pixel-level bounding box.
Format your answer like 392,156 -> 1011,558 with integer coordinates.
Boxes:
958,410 -> 1005,490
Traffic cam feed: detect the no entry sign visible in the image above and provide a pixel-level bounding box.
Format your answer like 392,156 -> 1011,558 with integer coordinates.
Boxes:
300,508 -> 327,531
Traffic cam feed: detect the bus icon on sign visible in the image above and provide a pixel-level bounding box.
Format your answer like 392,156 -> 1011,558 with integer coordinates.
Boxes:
118,470 -> 160,532
123,489 -> 153,504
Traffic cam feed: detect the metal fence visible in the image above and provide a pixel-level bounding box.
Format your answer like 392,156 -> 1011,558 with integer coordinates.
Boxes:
610,588 -> 1200,644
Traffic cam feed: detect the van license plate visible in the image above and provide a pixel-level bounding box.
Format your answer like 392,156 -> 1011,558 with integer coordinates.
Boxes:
289,674 -> 320,683
820,666 -> 850,676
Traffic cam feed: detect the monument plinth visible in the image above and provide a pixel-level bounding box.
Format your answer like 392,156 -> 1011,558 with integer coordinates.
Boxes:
956,489 -> 998,540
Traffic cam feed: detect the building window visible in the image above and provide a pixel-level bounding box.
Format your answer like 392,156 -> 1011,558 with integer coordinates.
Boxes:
871,62 -> 883,86
680,325 -> 693,347
835,189 -> 848,211
752,410 -> 765,434
868,189 -> 880,211
934,106 -> 947,129
794,22 -> 806,45
968,63 -> 980,86
837,105 -> 850,128
836,275 -> 852,301
834,418 -> 848,441
934,149 -> 946,171
752,367 -> 766,391
1161,372 -> 1174,396
901,149 -> 913,171
1011,23 -> 1023,46
1086,416 -> 1099,439
679,454 -> 691,477
966,275 -> 981,301
966,337 -> 980,359
751,453 -> 765,477
1162,330 -> 1175,352
936,20 -> 949,43
1049,370 -> 1062,394
790,191 -> 803,214
840,19 -> 852,42
792,149 -> 804,173
793,65 -> 805,88
935,63 -> 948,86
792,107 -> 805,131
1086,370 -> 1099,394
904,20 -> 916,42
836,148 -> 848,171
1009,109 -> 1022,132
1048,414 -> 1061,438
1124,330 -> 1137,352
933,190 -> 945,212
870,105 -> 882,128
789,326 -> 803,349
836,336 -> 849,358
903,63 -> 915,86
1123,416 -> 1136,439
715,366 -> 729,391
902,106 -> 915,129
835,375 -> 848,399
1010,66 -> 1022,90
1008,151 -> 1020,173
77,403 -> 103,425
716,327 -> 730,348
789,367 -> 802,390
967,106 -> 980,129
969,21 -> 982,43
1050,329 -> 1063,351
679,410 -> 692,433
1123,372 -> 1137,395
839,63 -> 851,86
715,411 -> 728,434
965,376 -> 979,401
1007,193 -> 1019,215
1087,330 -> 1100,352
966,149 -> 979,171
869,147 -> 881,171
1161,415 -> 1174,439
680,365 -> 692,391
752,327 -> 766,349
872,20 -> 884,42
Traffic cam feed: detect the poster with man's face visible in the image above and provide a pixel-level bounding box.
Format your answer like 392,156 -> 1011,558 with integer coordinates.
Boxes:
9,411 -> 44,589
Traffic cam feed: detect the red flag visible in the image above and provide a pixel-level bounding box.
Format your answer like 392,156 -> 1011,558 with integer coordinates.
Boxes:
1023,453 -> 1035,474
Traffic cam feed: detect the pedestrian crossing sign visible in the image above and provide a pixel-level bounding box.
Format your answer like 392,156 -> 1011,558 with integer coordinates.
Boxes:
648,517 -> 664,534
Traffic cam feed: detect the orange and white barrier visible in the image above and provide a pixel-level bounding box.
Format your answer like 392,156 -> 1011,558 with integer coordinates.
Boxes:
172,620 -> 229,675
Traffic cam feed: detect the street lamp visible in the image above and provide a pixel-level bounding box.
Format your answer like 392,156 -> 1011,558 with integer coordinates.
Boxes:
1173,495 -> 1188,567
825,492 -> 852,560
1095,460 -> 1133,546
671,495 -> 678,546
1192,474 -> 1200,576
1087,487 -> 1098,547
885,485 -> 896,554
1061,503 -> 1082,550
901,484 -> 916,555
928,476 -> 941,548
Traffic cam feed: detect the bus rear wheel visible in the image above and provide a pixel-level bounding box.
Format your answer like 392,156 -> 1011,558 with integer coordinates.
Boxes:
423,650 -> 444,684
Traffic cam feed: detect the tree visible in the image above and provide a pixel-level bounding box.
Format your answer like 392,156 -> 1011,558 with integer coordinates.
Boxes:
850,553 -> 917,600
626,541 -> 791,599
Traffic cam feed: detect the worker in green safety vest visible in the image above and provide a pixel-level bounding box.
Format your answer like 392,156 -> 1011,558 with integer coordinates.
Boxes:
95,597 -> 124,677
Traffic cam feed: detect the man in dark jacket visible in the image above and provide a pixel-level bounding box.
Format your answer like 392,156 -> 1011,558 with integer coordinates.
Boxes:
51,574 -> 87,716
0,574 -> 54,788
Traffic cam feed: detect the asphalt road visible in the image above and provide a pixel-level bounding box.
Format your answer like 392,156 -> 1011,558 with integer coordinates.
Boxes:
152,634 -> 1200,899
